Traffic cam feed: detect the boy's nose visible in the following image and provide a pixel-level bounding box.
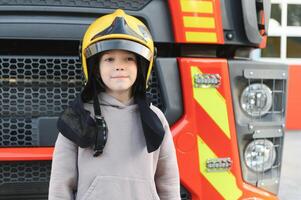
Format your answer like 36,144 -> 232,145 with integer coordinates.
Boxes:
115,68 -> 124,71
115,65 -> 125,71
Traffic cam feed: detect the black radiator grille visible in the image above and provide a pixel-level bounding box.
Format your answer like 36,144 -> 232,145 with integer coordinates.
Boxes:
0,56 -> 83,86
0,161 -> 187,200
0,0 -> 152,10
180,185 -> 192,200
0,118 -> 37,146
0,55 -> 163,147
0,161 -> 51,185
146,69 -> 163,110
0,86 -> 82,117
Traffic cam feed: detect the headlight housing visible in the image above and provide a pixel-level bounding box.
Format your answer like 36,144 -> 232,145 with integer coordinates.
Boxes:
240,83 -> 273,117
244,139 -> 276,172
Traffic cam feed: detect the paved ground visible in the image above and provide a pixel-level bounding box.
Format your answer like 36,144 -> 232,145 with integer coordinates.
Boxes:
278,130 -> 301,200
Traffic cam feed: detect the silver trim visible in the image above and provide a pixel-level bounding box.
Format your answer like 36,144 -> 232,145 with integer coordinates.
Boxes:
244,69 -> 288,80
85,39 -> 152,61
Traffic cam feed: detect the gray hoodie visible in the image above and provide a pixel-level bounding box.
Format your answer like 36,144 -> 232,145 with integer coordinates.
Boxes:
48,93 -> 181,200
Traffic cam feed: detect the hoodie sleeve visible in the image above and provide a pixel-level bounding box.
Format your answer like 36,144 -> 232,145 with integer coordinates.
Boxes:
151,106 -> 181,200
48,133 -> 78,200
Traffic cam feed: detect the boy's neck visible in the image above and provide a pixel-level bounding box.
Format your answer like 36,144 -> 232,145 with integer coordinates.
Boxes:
106,90 -> 132,104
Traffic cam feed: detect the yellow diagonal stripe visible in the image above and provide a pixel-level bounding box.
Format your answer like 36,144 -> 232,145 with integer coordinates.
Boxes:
197,137 -> 242,200
180,0 -> 213,13
183,16 -> 215,28
185,32 -> 217,43
191,67 -> 230,138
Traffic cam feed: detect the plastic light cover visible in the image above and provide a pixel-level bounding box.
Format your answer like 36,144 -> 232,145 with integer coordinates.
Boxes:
240,83 -> 272,117
244,139 -> 276,172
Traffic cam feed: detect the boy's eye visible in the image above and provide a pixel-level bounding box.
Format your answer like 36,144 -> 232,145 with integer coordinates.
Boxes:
104,57 -> 114,62
127,57 -> 136,61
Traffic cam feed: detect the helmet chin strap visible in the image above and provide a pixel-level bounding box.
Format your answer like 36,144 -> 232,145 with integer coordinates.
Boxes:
92,76 -> 108,157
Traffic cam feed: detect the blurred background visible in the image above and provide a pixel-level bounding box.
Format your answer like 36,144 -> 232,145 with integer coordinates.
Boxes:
250,1 -> 301,199
279,131 -> 301,200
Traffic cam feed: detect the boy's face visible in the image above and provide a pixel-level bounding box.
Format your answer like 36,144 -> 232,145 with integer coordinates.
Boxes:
99,50 -> 137,97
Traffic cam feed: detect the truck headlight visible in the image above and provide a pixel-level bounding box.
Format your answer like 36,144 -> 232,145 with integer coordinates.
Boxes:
240,83 -> 272,117
244,139 -> 276,172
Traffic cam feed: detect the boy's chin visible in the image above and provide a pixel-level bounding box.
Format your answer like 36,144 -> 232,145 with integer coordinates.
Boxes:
107,87 -> 132,94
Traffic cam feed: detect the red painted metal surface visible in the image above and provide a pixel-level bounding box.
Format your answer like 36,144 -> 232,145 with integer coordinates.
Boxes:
286,65 -> 301,130
167,0 -> 224,44
171,58 -> 278,199
0,147 -> 54,161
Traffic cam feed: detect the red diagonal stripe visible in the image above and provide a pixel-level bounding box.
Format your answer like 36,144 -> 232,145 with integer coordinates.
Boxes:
194,100 -> 232,158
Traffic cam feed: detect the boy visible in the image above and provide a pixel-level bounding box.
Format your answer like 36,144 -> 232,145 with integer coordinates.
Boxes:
49,9 -> 181,200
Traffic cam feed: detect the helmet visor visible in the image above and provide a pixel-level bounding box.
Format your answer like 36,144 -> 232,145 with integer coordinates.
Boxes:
85,39 -> 152,61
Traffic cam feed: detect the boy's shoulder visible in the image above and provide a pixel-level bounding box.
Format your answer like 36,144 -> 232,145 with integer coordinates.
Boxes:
149,104 -> 167,125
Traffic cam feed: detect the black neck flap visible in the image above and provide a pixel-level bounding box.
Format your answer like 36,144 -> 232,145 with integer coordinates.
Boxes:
57,95 -> 97,148
135,95 -> 165,153
57,87 -> 165,155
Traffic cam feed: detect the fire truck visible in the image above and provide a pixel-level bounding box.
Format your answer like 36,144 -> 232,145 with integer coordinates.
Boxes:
0,0 -> 288,199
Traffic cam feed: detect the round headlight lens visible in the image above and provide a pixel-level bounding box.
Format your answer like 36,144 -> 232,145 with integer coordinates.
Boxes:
244,139 -> 276,172
240,83 -> 272,117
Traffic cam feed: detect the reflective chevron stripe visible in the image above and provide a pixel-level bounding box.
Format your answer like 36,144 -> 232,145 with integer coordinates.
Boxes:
191,66 -> 230,139
197,137 -> 242,200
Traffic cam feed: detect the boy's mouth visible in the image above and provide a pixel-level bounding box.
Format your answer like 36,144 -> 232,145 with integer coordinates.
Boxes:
111,75 -> 129,79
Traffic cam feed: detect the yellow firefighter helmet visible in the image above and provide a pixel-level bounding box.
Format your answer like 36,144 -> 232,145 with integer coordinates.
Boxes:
81,9 -> 154,84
